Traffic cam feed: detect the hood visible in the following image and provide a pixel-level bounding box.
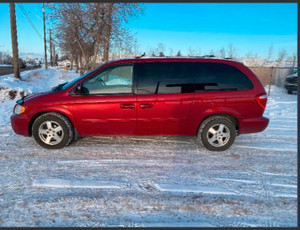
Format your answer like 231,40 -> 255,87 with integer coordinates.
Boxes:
23,91 -> 52,102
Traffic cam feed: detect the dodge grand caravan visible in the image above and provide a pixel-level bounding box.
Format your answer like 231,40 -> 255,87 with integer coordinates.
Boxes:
11,57 -> 269,151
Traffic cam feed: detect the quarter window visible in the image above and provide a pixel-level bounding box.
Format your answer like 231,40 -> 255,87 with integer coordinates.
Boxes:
193,63 -> 253,91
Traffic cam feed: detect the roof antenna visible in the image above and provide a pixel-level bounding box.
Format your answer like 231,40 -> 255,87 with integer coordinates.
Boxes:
135,52 -> 146,58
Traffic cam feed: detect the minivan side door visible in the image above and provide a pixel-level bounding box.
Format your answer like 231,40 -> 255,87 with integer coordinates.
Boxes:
135,62 -> 195,135
73,64 -> 137,136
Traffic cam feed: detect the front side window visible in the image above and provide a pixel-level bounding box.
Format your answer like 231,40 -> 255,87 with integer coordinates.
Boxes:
81,64 -> 133,95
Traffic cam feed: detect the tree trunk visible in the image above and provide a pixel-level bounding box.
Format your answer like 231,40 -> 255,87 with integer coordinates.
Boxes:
103,3 -> 113,62
79,56 -> 84,75
75,56 -> 79,73
70,56 -> 73,70
92,44 -> 99,69
49,29 -> 53,67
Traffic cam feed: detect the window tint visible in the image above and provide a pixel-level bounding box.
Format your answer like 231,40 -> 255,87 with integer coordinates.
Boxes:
135,62 -> 194,95
82,64 -> 133,95
193,63 -> 253,91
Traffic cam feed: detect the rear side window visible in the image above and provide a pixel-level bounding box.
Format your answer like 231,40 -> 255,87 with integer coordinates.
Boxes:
135,62 -> 194,95
193,63 -> 253,91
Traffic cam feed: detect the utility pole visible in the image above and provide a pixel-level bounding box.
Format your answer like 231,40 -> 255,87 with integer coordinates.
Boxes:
42,3 -> 47,69
49,29 -> 53,67
9,3 -> 20,79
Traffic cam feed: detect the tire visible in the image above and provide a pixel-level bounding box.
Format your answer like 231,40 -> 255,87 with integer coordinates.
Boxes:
287,89 -> 293,94
32,112 -> 74,149
197,116 -> 236,151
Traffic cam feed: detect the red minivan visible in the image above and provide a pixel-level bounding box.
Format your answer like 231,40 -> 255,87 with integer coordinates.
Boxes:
11,57 -> 269,151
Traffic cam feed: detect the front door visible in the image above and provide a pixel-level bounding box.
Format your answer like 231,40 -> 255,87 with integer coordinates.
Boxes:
73,64 -> 137,136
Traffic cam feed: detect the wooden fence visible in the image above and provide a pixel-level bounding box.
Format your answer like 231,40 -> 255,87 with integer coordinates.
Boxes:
249,66 -> 295,87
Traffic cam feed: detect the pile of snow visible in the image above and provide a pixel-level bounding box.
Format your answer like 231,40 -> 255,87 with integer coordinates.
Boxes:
0,64 -> 12,67
0,67 -> 80,102
0,67 -> 80,125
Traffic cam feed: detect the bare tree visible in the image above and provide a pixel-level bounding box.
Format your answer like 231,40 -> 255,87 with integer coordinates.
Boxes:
188,47 -> 196,56
176,50 -> 182,57
0,51 -> 12,64
159,52 -> 165,57
276,49 -> 287,66
261,45 -> 274,66
288,53 -> 297,68
102,3 -> 143,62
197,49 -> 202,56
218,47 -> 226,58
209,49 -> 216,56
48,3 -> 143,74
226,43 -> 237,59
155,43 -> 165,56
169,48 -> 173,56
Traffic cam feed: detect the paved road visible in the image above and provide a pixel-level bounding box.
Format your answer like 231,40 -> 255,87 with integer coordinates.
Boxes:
0,66 -> 40,76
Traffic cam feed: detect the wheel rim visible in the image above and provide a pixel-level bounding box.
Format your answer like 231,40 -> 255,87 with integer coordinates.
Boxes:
206,123 -> 230,147
38,121 -> 64,145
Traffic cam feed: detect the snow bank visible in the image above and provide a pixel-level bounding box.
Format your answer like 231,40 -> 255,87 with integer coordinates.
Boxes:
0,64 -> 12,67
0,67 -> 80,103
0,67 -> 80,125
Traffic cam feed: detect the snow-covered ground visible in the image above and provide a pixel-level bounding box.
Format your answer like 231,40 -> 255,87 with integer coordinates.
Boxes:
0,68 -> 297,227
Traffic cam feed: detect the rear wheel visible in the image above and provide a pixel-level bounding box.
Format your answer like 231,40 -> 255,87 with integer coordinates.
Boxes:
287,89 -> 293,94
32,112 -> 74,149
197,116 -> 236,151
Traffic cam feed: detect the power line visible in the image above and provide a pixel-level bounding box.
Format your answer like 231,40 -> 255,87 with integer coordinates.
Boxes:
18,3 -> 54,56
17,3 -> 42,39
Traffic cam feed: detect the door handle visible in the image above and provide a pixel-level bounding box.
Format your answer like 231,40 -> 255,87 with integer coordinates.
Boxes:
120,104 -> 135,109
139,103 -> 153,109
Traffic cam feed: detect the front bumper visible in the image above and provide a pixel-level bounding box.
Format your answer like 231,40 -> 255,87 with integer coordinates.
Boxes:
284,83 -> 297,91
10,114 -> 30,136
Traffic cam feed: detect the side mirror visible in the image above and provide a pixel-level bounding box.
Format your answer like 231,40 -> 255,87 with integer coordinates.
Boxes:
69,83 -> 82,96
75,82 -> 82,92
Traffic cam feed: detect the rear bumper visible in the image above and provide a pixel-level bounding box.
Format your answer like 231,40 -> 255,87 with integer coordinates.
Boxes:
238,116 -> 269,134
10,114 -> 30,136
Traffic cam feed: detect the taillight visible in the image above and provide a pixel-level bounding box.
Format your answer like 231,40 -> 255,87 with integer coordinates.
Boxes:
255,94 -> 268,109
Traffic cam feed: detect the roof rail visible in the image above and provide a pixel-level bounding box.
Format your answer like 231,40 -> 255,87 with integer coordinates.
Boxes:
200,55 -> 215,58
135,52 -> 146,58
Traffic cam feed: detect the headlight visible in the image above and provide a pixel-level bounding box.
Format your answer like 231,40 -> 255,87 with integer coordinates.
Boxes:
14,104 -> 26,114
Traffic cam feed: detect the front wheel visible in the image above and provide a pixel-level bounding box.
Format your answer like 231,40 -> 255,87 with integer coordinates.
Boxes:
197,116 -> 236,151
32,112 -> 74,149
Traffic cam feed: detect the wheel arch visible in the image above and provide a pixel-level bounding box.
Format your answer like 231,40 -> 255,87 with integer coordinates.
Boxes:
28,110 -> 75,136
198,113 -> 239,134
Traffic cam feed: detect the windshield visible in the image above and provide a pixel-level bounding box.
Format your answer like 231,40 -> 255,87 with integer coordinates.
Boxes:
61,68 -> 100,91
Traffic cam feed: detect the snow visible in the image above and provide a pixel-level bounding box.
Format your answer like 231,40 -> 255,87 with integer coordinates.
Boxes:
33,178 -> 126,189
0,64 -> 12,67
156,183 -> 238,195
0,68 -> 297,227
105,75 -> 132,85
